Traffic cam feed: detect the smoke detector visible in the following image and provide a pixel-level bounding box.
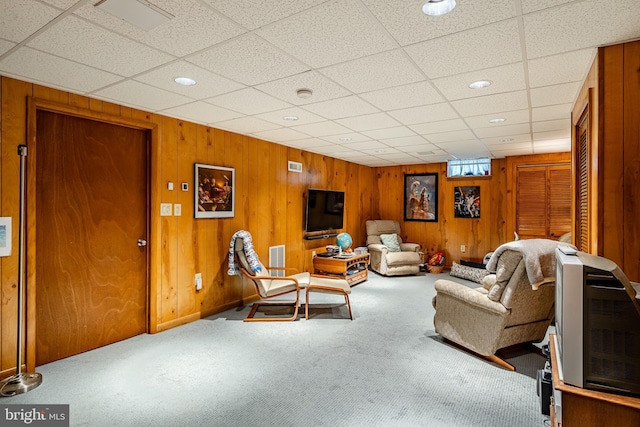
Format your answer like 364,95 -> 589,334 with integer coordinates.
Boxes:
296,88 -> 313,99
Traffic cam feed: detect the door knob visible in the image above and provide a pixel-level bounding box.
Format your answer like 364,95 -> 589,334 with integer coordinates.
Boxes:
137,239 -> 147,247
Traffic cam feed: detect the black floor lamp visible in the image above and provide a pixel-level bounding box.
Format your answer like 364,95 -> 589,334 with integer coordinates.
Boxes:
0,145 -> 42,397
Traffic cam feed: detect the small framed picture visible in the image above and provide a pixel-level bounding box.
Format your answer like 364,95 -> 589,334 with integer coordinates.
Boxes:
404,173 -> 438,222
0,217 -> 12,257
194,164 -> 235,219
454,186 -> 480,218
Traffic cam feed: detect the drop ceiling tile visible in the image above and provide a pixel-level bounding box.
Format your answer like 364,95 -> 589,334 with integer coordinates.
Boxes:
256,0 -> 396,68
74,0 -> 245,57
205,88 -> 291,115
530,82 -> 581,107
533,139 -> 571,153
252,127 -> 311,142
359,81 -> 445,111
397,143 -> 439,154
134,61 -> 245,99
528,49 -> 595,88
319,49 -> 425,94
312,144 -> 360,154
481,134 -> 532,146
524,0 -> 640,59
432,62 -> 526,101
521,0 -> 575,14
27,15 -> 174,77
321,133 -> 371,144
425,130 -> 477,144
162,101 -> 242,124
336,113 -> 400,132
405,19 -> 522,79
451,91 -> 529,117
361,126 -> 416,140
95,80 -> 192,111
201,0 -> 326,30
210,116 -> 281,134
41,0 -> 80,8
283,138 -> 336,151
379,135 -> 431,147
253,107 -> 326,127
1,0 -> 60,42
0,40 -> 17,56
0,47 -> 122,93
437,141 -> 491,158
490,146 -> 534,157
389,103 -> 459,126
255,71 -> 351,105
532,104 -> 572,122
465,109 -> 530,129
474,123 -> 531,139
362,0 -> 516,46
533,129 -> 571,142
532,119 -> 570,133
339,140 -> 388,151
412,154 -> 454,163
302,96 -> 379,120
186,33 -> 308,86
291,121 -> 353,137
358,146 -> 403,155
410,119 -> 469,135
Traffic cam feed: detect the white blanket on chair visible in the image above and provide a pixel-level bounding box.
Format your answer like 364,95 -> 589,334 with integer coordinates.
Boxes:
486,239 -> 575,289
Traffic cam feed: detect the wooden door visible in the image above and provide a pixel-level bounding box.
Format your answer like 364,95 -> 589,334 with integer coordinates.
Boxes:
35,110 -> 148,365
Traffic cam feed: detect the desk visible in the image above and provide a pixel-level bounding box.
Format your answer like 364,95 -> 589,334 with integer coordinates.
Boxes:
312,253 -> 370,286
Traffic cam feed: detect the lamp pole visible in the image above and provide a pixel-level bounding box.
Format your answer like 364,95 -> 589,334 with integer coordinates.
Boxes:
0,145 -> 42,397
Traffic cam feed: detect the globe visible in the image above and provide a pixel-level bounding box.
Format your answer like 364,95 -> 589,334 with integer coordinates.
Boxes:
336,233 -> 353,251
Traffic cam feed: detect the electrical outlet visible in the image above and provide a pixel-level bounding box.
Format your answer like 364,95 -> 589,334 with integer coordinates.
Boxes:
312,250 -> 316,258
460,245 -> 466,253
174,203 -> 182,216
195,273 -> 202,291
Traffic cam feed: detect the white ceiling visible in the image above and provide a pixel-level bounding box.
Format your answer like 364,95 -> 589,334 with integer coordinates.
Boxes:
1,0 -> 639,167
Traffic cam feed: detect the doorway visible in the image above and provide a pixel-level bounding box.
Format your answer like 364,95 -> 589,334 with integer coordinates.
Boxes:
35,110 -> 149,365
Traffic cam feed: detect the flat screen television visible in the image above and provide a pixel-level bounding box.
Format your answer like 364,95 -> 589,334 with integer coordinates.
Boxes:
554,247 -> 640,397
304,189 -> 344,233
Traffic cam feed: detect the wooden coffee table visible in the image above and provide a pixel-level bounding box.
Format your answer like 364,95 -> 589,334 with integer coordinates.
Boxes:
312,253 -> 370,286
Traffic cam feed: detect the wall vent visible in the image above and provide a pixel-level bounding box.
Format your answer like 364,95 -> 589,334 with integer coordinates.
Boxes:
288,161 -> 302,173
269,245 -> 285,277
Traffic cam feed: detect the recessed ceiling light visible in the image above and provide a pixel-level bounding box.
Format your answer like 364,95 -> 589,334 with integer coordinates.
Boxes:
469,80 -> 491,89
499,137 -> 514,142
338,137 -> 352,142
489,118 -> 506,123
174,77 -> 196,86
422,0 -> 456,16
296,88 -> 313,99
283,115 -> 299,121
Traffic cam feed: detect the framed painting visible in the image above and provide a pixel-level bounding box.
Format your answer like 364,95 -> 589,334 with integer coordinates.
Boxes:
454,186 -> 480,218
404,173 -> 438,222
0,217 -> 11,257
195,164 -> 235,219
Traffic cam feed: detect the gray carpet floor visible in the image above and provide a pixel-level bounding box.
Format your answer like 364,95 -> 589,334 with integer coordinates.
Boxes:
5,271 -> 551,427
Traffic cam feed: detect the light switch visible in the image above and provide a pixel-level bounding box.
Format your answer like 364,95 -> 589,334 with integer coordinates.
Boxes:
160,203 -> 172,216
167,182 -> 174,191
174,204 -> 182,216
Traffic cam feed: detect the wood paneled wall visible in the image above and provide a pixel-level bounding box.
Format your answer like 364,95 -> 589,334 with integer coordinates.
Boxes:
0,76 -> 375,373
374,160 -> 508,265
572,40 -> 640,281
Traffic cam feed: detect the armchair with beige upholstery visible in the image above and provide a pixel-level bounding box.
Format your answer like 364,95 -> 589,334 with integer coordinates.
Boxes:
432,239 -> 562,370
366,220 -> 422,276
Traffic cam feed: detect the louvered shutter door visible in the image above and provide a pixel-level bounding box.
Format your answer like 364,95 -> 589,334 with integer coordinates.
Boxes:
516,166 -> 548,239
548,165 -> 572,239
577,114 -> 589,252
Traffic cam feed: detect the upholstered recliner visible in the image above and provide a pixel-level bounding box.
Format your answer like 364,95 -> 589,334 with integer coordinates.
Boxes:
432,239 -> 562,370
366,220 -> 422,276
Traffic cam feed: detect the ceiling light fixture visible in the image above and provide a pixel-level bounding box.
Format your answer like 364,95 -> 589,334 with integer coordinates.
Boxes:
499,137 -> 514,142
469,80 -> 491,89
296,88 -> 313,99
422,0 -> 456,16
283,115 -> 299,121
489,118 -> 506,123
338,137 -> 352,142
174,76 -> 196,86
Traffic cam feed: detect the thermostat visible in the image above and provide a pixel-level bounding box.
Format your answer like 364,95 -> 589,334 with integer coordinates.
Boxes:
181,182 -> 188,191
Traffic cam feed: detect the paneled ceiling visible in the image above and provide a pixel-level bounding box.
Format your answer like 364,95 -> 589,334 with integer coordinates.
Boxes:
1,0 -> 639,166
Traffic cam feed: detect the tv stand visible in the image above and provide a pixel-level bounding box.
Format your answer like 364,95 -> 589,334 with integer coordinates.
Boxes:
313,253 -> 370,286
549,334 -> 640,426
